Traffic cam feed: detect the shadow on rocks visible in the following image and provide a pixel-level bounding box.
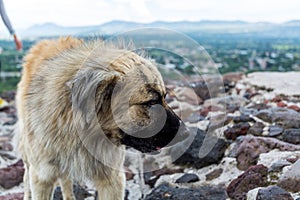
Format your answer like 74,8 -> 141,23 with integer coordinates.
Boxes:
173,127 -> 229,169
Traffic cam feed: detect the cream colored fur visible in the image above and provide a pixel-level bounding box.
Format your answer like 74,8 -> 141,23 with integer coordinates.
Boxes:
16,36 -> 165,200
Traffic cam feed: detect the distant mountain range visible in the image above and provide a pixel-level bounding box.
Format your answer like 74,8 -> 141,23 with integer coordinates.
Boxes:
18,20 -> 300,38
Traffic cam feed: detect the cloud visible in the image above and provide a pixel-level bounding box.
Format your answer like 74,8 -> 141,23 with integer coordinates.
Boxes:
1,0 -> 300,30
151,0 -> 217,11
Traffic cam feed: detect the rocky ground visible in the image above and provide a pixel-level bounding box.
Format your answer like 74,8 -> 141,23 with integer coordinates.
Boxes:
0,72 -> 300,200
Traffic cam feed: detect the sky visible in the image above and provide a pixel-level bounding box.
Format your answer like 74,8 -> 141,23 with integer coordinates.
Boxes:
1,0 -> 300,31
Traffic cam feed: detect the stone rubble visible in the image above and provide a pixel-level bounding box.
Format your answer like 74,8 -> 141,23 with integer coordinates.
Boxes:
0,72 -> 300,199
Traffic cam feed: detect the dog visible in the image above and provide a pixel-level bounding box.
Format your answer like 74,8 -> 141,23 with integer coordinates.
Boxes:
16,36 -> 187,200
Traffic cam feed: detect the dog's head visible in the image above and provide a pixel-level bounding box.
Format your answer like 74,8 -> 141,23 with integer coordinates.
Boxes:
70,48 -> 188,153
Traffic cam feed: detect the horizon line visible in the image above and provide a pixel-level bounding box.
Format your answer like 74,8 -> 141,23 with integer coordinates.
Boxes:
16,19 -> 300,30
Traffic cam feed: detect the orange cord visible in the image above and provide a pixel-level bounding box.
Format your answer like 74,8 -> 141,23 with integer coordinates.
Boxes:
13,34 -> 22,51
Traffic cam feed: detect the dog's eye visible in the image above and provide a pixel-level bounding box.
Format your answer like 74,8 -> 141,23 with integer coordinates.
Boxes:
141,99 -> 160,107
148,100 -> 158,106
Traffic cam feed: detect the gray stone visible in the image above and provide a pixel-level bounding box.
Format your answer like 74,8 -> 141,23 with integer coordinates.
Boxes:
53,184 -> 93,200
204,95 -> 248,110
244,72 -> 300,96
248,122 -> 264,136
269,160 -> 292,172
256,186 -> 293,200
174,128 -> 229,169
282,129 -> 300,144
256,108 -> 300,129
233,115 -> 255,123
145,183 -> 228,200
269,126 -> 283,137
255,109 -> 273,123
186,113 -> 205,123
175,173 -> 199,183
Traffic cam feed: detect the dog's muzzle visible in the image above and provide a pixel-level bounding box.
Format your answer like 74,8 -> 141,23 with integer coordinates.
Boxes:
120,106 -> 189,153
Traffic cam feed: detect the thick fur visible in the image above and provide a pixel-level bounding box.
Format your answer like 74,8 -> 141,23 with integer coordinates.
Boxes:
16,37 -> 182,200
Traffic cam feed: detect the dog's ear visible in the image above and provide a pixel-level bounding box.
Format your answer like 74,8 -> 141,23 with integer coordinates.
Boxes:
68,68 -> 119,130
68,69 -> 122,160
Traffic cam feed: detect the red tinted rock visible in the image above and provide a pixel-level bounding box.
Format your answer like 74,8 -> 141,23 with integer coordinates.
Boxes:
0,193 -> 24,200
200,105 -> 223,117
223,72 -> 244,83
235,136 -> 300,170
278,160 -> 300,192
200,107 -> 210,117
287,156 -> 300,163
271,96 -> 283,103
152,167 -> 183,178
277,102 -> 287,108
173,87 -> 203,105
224,123 -> 250,140
205,168 -> 223,181
243,88 -> 259,100
287,105 -> 300,112
10,160 -> 24,167
125,168 -> 134,180
1,106 -> 17,115
0,160 -> 24,189
226,164 -> 268,200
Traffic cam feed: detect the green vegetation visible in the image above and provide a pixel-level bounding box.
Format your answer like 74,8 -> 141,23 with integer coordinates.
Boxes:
0,77 -> 20,93
272,44 -> 300,51
0,35 -> 300,94
138,33 -> 300,75
0,50 -> 23,94
0,51 -> 23,72
193,36 -> 300,74
0,39 -> 35,94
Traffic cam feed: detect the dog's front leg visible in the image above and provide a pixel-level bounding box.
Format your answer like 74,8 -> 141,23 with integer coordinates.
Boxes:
59,177 -> 76,200
23,163 -> 31,200
93,171 -> 125,200
29,167 -> 55,200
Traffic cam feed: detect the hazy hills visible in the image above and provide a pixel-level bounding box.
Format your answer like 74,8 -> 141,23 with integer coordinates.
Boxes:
19,20 -> 300,38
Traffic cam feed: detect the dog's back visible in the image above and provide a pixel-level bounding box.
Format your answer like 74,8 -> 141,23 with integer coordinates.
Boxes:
16,37 -> 128,199
17,37 -> 82,119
